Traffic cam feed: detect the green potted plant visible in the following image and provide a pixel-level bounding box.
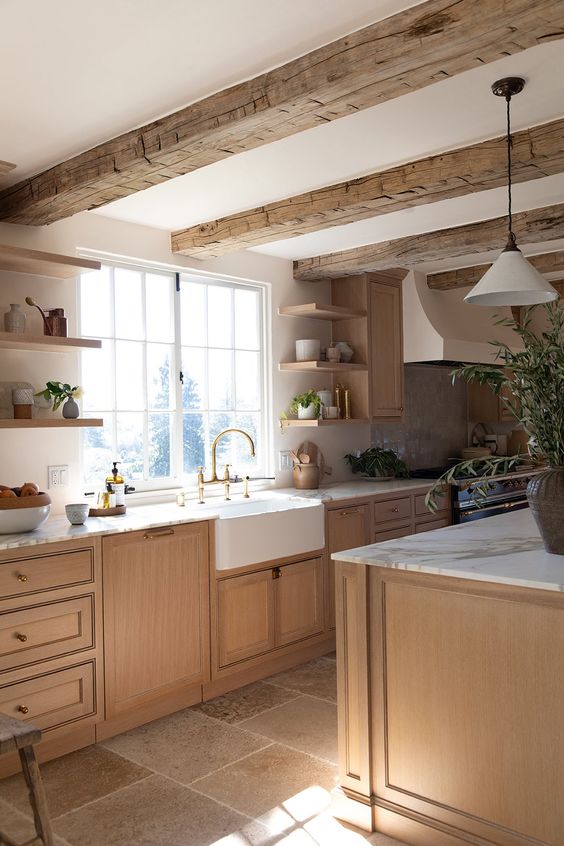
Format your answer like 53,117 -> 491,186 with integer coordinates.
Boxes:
427,302 -> 564,553
283,390 -> 322,420
36,381 -> 82,419
344,446 -> 409,480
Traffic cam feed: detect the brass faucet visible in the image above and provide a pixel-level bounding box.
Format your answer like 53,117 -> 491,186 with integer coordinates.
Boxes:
197,428 -> 256,501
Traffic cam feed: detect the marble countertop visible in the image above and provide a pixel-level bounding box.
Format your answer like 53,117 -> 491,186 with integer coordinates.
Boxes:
332,510 -> 564,592
0,478 -> 436,552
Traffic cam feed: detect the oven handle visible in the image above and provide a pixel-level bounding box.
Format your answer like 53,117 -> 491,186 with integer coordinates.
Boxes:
461,500 -> 527,516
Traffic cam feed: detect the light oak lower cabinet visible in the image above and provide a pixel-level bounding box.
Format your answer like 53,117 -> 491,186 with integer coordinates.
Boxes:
216,556 -> 324,670
326,504 -> 369,630
102,522 -> 210,726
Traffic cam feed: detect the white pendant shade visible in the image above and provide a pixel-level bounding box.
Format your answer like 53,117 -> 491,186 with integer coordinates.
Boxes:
464,247 -> 560,306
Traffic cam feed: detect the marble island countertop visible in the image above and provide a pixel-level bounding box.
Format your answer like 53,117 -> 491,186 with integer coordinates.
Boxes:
283,477 -> 437,501
332,510 -> 564,592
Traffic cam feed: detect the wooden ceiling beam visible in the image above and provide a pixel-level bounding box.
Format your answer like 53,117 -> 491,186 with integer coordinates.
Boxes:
293,204 -> 564,280
172,117 -> 564,258
427,251 -> 564,290
1,0 -> 563,226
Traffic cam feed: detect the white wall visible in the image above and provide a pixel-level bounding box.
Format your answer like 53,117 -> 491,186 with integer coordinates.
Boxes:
0,213 -> 369,512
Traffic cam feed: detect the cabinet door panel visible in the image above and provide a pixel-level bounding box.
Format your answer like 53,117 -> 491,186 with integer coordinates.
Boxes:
327,505 -> 369,630
217,570 -> 275,668
370,280 -> 403,420
103,522 -> 209,716
276,558 -> 323,647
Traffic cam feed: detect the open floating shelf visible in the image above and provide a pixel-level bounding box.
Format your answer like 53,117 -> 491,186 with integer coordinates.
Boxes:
0,419 -> 103,429
280,418 -> 369,428
0,332 -> 102,353
0,245 -> 101,278
279,360 -> 367,373
278,303 -> 366,321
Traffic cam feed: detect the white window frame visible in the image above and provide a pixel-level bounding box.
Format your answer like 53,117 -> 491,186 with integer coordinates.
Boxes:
78,257 -> 272,493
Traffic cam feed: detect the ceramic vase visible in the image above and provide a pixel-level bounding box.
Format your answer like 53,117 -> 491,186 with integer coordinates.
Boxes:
4,304 -> 26,334
62,397 -> 79,419
527,467 -> 564,554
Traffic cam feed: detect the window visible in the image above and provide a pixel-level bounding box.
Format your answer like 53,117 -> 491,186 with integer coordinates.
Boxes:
80,263 -> 268,490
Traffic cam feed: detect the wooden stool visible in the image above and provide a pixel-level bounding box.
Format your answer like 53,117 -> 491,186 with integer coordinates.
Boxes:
0,713 -> 54,846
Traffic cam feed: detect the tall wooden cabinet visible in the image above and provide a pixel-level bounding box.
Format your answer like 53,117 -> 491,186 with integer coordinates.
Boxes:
331,270 -> 405,423
101,521 -> 210,735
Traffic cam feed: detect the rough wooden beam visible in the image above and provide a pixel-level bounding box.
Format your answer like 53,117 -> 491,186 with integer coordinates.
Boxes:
1,0 -> 563,227
293,204 -> 564,280
172,117 -> 564,258
428,251 -> 564,290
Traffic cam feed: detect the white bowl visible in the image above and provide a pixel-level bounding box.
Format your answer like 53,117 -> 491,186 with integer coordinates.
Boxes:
0,503 -> 50,534
65,503 -> 90,525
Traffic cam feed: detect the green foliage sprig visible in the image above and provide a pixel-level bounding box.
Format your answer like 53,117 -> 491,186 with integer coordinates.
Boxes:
424,455 -> 529,513
345,447 -> 409,479
35,381 -> 81,412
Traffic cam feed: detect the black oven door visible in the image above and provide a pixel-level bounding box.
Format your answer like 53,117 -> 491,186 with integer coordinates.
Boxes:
455,499 -> 529,524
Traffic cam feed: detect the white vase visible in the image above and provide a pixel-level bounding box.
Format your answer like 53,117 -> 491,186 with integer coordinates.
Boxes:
4,304 -> 26,334
62,398 -> 79,419
298,404 -> 317,419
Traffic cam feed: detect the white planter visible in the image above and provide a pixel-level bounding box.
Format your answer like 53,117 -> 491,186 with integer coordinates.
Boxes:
295,339 -> 320,361
298,404 -> 317,419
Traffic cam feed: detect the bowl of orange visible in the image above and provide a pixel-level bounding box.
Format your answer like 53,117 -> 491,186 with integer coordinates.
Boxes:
0,483 -> 51,534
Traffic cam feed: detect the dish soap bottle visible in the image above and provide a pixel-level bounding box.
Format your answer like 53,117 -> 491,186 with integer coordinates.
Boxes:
106,461 -> 125,507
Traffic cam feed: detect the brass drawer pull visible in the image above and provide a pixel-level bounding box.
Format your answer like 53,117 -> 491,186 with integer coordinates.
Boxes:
272,567 -> 282,580
17,573 -> 28,583
391,506 -> 400,513
144,528 -> 175,540
16,633 -> 28,643
338,509 -> 360,517
17,705 -> 29,715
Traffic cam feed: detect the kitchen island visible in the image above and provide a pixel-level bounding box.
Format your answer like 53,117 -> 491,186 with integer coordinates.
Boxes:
332,510 -> 564,846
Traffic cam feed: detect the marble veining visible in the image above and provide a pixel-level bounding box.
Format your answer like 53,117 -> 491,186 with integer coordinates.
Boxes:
332,511 -> 564,592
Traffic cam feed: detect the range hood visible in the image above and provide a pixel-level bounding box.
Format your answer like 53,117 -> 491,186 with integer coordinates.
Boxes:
403,271 -> 521,364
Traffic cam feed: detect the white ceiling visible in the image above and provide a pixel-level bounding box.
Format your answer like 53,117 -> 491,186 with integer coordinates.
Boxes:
0,0 -> 420,184
2,2 -> 564,265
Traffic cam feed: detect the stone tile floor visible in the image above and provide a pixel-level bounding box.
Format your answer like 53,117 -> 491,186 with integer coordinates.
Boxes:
0,654 -> 405,846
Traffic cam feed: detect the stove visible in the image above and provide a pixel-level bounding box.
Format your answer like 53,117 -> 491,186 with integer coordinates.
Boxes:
411,466 -> 542,524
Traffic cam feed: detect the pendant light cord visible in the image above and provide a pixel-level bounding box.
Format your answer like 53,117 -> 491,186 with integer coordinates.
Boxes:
505,93 -> 515,248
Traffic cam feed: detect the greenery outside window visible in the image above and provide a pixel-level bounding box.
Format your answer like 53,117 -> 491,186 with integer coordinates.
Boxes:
80,263 -> 267,490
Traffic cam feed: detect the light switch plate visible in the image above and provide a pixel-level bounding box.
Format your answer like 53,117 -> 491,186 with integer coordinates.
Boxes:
48,465 -> 69,488
279,451 -> 293,471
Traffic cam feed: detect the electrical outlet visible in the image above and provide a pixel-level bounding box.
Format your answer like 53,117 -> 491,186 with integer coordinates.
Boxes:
279,451 -> 293,471
48,465 -> 69,488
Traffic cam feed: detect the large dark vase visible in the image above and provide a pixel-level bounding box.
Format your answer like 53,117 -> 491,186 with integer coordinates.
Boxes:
527,467 -> 564,555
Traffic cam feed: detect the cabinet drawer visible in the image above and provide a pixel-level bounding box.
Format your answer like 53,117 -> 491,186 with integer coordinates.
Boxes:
0,549 -> 94,600
415,492 -> 449,517
0,662 -> 95,731
374,496 -> 411,525
0,596 -> 94,673
415,517 -> 450,533
373,524 -> 411,543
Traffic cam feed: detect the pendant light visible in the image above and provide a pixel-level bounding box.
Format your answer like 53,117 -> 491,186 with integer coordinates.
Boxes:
464,77 -> 559,306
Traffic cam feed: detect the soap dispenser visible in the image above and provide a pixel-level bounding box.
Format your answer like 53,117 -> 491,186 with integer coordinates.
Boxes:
106,461 -> 126,507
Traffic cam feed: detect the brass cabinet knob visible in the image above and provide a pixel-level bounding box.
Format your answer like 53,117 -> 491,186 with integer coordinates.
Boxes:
16,633 -> 28,643
17,574 -> 28,583
17,705 -> 29,714
338,508 -> 360,517
391,506 -> 399,512
272,567 -> 282,580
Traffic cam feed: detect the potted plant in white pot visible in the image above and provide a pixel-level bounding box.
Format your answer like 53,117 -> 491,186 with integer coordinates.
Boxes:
283,390 -> 323,421
428,302 -> 563,553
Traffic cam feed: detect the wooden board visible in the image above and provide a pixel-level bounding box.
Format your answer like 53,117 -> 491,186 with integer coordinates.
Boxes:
0,245 -> 100,278
0,419 -> 103,429
294,203 -> 564,280
172,117 -> 564,258
427,251 -> 564,290
0,161 -> 16,177
1,0 -> 563,225
0,332 -> 102,352
278,303 -> 366,321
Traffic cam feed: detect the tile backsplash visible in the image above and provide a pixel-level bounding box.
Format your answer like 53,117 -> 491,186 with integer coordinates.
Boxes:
371,364 -> 468,469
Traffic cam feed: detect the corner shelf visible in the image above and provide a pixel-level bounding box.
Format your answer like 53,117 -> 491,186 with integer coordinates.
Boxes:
280,418 -> 369,428
0,245 -> 101,278
0,419 -> 103,429
278,303 -> 366,321
279,361 -> 367,373
0,332 -> 102,353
